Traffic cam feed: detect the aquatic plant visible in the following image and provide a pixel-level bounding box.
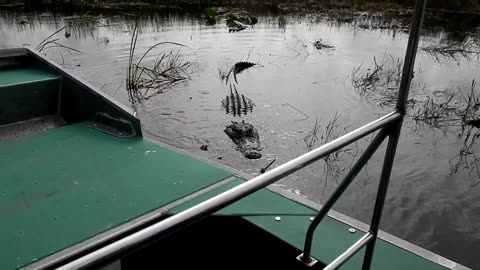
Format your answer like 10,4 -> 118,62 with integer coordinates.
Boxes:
35,26 -> 82,55
302,114 -> 359,185
127,22 -> 191,106
410,90 -> 456,128
303,117 -> 321,151
410,80 -> 479,129
449,126 -> 480,187
351,54 -> 405,106
204,7 -> 217,26
458,80 -> 480,128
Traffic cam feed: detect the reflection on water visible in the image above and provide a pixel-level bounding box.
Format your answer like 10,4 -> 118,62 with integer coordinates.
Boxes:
1,7 -> 479,268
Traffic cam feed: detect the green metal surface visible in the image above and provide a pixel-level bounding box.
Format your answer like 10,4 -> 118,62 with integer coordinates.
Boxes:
0,67 -> 60,86
0,79 -> 60,125
0,122 -> 232,270
170,179 -> 447,270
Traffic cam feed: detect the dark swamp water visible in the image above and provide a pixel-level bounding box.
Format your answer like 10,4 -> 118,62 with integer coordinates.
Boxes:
1,4 -> 479,268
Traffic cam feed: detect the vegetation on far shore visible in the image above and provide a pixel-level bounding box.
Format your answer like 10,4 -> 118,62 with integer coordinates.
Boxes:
8,0 -> 480,14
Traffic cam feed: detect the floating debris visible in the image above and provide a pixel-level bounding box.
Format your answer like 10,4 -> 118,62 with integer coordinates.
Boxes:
313,39 -> 335,50
226,14 -> 257,32
260,158 -> 277,174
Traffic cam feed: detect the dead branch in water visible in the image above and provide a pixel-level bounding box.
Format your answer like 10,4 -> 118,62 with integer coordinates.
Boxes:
260,158 -> 277,174
422,38 -> 480,63
285,103 -> 309,121
35,26 -> 83,55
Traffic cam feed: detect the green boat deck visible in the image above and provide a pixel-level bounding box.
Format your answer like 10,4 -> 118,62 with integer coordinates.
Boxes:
0,122 -> 447,270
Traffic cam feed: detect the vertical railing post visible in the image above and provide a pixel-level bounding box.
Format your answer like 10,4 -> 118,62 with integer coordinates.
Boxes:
361,123 -> 401,270
395,0 -> 428,114
299,129 -> 388,264
362,0 -> 427,269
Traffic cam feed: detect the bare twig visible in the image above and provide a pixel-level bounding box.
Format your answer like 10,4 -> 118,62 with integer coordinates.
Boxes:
303,117 -> 321,150
422,38 -> 480,63
260,158 -> 277,174
286,103 -> 309,121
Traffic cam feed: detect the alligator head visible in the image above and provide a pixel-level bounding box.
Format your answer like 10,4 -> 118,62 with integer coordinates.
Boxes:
224,120 -> 262,159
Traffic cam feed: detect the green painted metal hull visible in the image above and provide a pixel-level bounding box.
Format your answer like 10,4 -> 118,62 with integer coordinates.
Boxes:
0,48 -> 469,270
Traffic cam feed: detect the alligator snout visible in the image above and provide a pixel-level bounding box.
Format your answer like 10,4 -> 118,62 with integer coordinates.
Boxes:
224,120 -> 262,159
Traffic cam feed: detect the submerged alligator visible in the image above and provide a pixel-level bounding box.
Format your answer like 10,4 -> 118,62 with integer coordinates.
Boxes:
224,121 -> 262,159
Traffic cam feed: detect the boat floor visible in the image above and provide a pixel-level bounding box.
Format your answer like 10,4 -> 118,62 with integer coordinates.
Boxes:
0,122 -> 449,270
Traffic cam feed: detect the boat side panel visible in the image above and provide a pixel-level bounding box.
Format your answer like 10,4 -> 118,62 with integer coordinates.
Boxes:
0,77 -> 61,125
25,49 -> 143,137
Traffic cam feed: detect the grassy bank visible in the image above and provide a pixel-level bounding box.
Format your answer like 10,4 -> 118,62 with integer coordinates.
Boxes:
7,0 -> 480,14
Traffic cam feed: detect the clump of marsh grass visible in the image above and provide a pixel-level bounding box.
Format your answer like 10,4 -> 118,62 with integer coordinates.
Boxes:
449,126 -> 480,187
458,80 -> 480,128
404,79 -> 480,184
302,113 -> 359,186
351,54 -> 405,106
410,90 -> 457,128
303,117 -> 321,150
127,22 -> 191,106
409,80 -> 479,129
321,113 -> 359,182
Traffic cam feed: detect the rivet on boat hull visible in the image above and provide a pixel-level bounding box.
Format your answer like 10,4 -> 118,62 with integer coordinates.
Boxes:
296,253 -> 318,267
275,216 -> 281,221
349,228 -> 356,233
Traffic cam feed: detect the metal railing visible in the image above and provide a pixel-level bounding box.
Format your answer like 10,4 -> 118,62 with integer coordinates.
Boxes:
56,0 -> 426,269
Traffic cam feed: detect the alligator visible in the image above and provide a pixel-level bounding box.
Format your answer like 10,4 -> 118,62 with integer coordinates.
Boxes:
224,121 -> 262,159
